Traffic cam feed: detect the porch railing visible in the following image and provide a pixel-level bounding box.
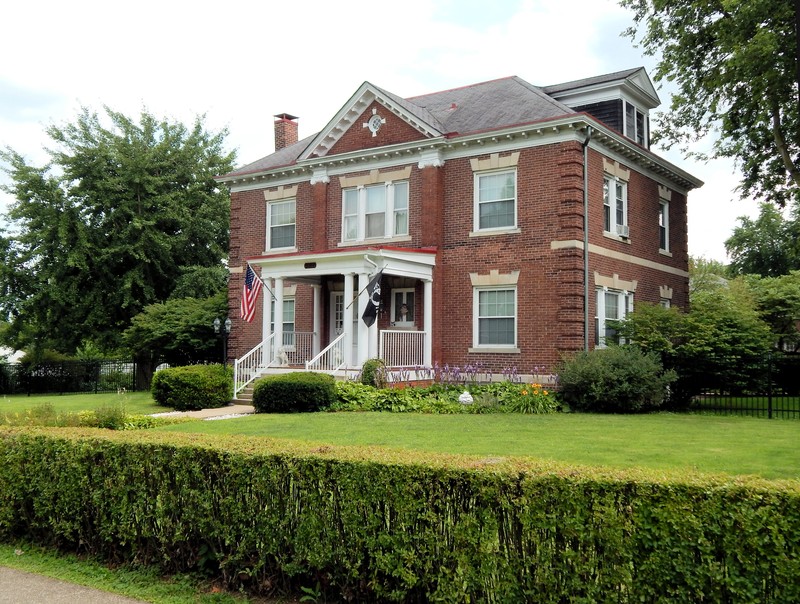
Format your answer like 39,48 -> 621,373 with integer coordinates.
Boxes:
306,333 -> 346,373
234,334 -> 276,398
380,330 -> 425,368
277,331 -> 315,366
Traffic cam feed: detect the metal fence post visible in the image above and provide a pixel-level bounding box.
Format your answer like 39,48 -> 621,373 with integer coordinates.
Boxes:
767,353 -> 773,420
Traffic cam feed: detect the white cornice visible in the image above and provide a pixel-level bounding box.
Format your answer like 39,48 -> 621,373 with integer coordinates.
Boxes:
224,114 -> 702,194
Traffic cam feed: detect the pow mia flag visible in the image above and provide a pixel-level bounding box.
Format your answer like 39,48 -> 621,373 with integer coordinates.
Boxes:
361,270 -> 383,327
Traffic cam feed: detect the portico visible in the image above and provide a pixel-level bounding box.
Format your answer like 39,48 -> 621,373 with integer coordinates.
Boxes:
233,246 -> 436,396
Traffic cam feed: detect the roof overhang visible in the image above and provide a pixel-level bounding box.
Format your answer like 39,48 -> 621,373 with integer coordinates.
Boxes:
248,246 -> 437,284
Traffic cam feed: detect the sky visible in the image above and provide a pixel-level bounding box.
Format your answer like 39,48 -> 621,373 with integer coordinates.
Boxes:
0,0 -> 760,262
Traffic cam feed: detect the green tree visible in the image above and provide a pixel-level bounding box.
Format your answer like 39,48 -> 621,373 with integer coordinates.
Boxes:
725,203 -> 800,276
618,270 -> 774,404
744,271 -> 800,352
123,292 -> 229,366
622,0 -> 799,206
0,107 -> 235,353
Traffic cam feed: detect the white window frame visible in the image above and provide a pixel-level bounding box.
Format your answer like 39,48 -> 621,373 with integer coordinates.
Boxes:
473,169 -> 517,233
659,199 -> 670,252
266,198 -> 296,251
271,298 -> 296,347
472,286 -> 517,350
595,288 -> 633,347
603,175 -> 628,238
623,100 -> 647,147
390,288 -> 415,328
341,181 -> 409,243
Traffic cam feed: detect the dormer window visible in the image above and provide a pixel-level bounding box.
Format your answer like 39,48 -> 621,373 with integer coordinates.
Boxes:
624,101 -> 647,146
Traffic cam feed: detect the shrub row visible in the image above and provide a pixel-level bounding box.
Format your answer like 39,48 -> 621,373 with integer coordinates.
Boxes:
0,428 -> 797,602
332,380 -> 560,414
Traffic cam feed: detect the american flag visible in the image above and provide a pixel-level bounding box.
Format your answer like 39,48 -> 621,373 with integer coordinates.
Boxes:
240,264 -> 262,322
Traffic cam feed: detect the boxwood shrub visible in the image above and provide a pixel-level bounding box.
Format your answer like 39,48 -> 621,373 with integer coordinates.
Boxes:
252,371 -> 336,413
151,364 -> 232,411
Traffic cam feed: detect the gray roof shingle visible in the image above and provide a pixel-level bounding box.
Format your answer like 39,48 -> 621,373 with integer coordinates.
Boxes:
223,73 -> 605,178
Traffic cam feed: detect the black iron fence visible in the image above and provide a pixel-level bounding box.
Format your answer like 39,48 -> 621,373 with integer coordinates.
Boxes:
667,353 -> 800,419
0,360 -> 138,395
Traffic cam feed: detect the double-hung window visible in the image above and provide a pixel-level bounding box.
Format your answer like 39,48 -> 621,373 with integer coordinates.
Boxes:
271,298 -> 295,347
473,287 -> 516,347
596,288 -> 633,347
624,101 -> 647,147
342,181 -> 409,242
603,175 -> 628,238
267,199 -> 296,250
475,170 -> 516,231
659,199 -> 669,252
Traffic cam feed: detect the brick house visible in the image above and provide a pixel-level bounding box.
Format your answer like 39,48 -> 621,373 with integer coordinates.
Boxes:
217,67 -> 702,396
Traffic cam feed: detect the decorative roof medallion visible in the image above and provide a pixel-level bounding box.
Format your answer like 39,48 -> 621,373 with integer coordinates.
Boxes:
363,107 -> 386,137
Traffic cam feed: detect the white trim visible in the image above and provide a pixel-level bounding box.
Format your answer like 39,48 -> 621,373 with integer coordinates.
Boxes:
659,198 -> 670,253
266,197 -> 296,251
473,167 -> 517,232
603,174 -> 628,237
472,285 -> 517,350
341,180 -> 409,243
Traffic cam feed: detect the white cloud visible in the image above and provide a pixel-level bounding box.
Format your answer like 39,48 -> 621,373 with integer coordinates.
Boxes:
0,0 -> 756,261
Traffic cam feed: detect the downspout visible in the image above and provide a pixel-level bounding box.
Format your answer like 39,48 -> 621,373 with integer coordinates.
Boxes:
582,126 -> 594,352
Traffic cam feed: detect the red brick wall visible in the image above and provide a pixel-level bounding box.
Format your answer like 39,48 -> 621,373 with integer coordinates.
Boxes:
226,138 -> 690,370
325,102 -> 428,156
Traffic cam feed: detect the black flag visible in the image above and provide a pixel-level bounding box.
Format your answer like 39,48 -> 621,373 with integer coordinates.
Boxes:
361,270 -> 383,327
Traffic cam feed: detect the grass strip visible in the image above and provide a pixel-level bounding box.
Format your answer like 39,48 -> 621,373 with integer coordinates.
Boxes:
0,541 -> 267,603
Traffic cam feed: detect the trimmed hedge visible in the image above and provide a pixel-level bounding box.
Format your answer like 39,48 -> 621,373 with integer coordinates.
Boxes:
151,364 -> 232,411
252,371 -> 336,413
0,428 -> 798,602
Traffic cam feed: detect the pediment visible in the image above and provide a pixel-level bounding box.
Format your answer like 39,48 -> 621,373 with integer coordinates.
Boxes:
624,68 -> 660,108
299,82 -> 445,160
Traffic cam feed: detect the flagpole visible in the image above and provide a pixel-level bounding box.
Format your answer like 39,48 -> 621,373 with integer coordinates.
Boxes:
246,262 -> 277,301
345,266 -> 385,310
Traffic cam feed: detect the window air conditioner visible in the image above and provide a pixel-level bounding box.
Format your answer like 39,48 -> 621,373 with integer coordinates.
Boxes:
616,224 -> 629,238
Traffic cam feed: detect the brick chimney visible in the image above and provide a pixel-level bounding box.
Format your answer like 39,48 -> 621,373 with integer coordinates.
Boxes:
274,113 -> 298,151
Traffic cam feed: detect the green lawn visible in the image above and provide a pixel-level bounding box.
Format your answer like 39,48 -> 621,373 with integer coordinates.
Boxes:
158,412 -> 800,481
0,391 -> 161,415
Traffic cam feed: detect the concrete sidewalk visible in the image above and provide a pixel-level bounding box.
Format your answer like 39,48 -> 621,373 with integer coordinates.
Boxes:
152,403 -> 255,420
0,567 -> 146,603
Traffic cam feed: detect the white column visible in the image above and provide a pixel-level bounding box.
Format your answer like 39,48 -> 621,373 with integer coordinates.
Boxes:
423,278 -> 433,367
343,273 -> 354,367
261,277 -> 273,364
357,272 -> 370,365
312,284 -> 322,357
274,277 -> 285,364
366,272 -> 379,359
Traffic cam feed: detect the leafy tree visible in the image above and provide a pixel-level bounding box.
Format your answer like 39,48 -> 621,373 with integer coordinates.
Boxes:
0,107 -> 235,353
621,0 -> 799,206
725,202 -> 800,276
744,271 -> 800,352
689,255 -> 731,295
618,272 -> 774,404
123,292 -> 229,387
169,265 -> 229,300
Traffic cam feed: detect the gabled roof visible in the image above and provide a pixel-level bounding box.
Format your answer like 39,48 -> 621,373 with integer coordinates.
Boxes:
543,66 -> 660,109
223,75 -> 579,178
408,76 -> 575,136
220,68 -> 664,180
